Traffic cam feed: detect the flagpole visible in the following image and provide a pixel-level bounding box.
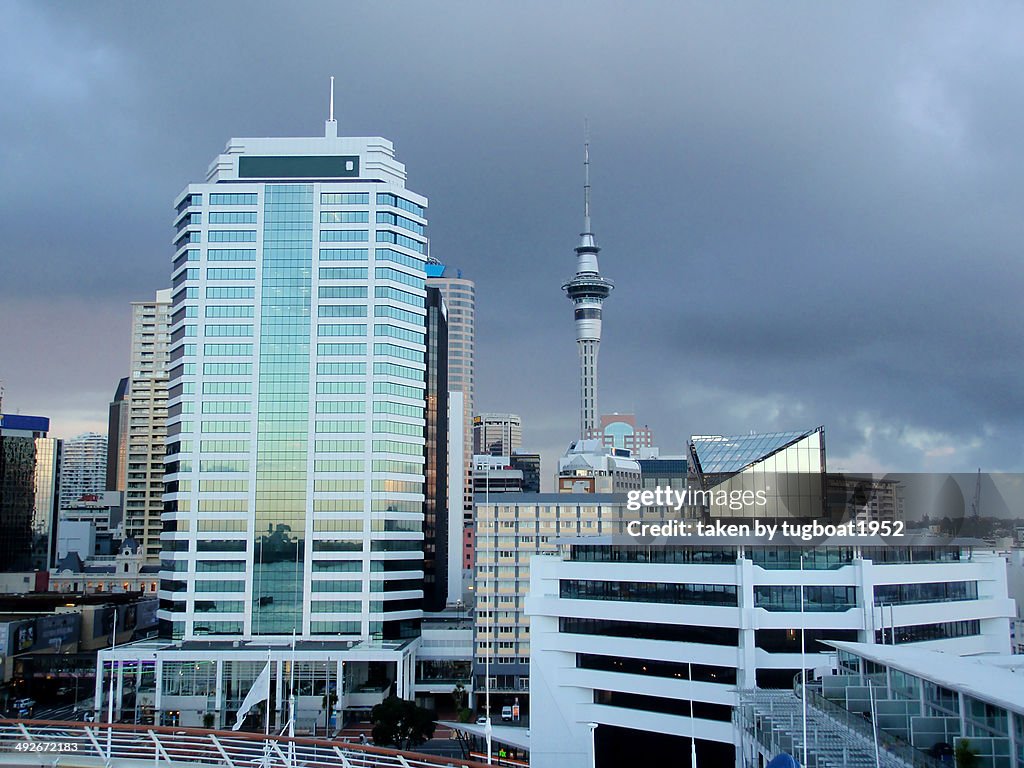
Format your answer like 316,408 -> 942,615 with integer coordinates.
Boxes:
688,661 -> 697,768
264,650 -> 272,768
288,632 -> 296,768
868,680 -> 881,768
265,648 -> 272,737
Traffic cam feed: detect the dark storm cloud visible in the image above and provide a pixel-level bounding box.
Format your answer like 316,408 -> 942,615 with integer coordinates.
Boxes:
1,1 -> 1022,477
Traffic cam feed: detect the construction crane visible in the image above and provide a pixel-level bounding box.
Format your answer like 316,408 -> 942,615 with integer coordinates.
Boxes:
970,468 -> 982,519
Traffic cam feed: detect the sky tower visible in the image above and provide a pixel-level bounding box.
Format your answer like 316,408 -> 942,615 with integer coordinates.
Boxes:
563,140 -> 613,438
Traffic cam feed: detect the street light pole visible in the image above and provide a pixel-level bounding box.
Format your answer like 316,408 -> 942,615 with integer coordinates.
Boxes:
105,608 -> 117,768
688,662 -> 697,768
799,555 -> 807,768
484,461 -> 492,765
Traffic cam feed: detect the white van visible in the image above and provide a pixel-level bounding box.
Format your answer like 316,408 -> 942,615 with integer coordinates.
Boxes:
501,705 -> 513,721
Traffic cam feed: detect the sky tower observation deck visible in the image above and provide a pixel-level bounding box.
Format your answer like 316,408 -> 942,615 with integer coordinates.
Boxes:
562,141 -> 613,438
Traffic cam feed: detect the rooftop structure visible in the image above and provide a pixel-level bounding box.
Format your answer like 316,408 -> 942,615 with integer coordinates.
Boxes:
690,429 -> 821,475
689,426 -> 826,519
556,439 -> 641,493
585,413 -> 654,454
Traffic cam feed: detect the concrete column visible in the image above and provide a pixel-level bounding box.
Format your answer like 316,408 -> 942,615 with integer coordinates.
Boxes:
94,655 -> 105,718
737,556 -> 758,689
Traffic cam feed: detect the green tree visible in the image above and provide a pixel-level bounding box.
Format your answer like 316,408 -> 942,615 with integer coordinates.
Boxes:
371,696 -> 436,750
452,683 -> 466,711
955,739 -> 980,768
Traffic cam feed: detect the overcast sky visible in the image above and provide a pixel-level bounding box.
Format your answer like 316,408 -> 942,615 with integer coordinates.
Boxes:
2,1 -> 1023,478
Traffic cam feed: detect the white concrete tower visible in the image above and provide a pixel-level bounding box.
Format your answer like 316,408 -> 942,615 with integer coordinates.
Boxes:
562,140 -> 613,437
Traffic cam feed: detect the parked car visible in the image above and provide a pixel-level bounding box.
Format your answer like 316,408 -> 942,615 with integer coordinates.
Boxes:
475,716 -> 488,725
501,706 -> 512,721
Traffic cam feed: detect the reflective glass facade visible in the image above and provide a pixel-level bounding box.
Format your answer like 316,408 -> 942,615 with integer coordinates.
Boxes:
424,274 -> 474,525
252,184 -> 312,634
161,133 -> 429,644
0,418 -> 60,571
690,427 -> 826,519
422,286 -> 448,611
1,434 -> 38,571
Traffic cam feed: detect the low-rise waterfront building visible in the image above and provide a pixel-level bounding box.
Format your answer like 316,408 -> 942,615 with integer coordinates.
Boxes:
526,536 -> 1014,767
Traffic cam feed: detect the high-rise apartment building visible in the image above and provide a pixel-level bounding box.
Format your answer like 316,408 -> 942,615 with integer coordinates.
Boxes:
473,412 -> 522,457
105,108 -> 433,729
58,432 -> 107,509
123,290 -> 171,561
473,493 -> 638,716
425,263 -> 475,525
0,414 -> 61,571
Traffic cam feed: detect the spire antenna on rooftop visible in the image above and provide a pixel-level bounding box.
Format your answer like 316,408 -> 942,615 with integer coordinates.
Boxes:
325,76 -> 338,138
583,119 -> 591,233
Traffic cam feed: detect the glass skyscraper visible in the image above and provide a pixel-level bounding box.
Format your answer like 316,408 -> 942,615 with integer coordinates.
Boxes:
0,414 -> 60,571
121,114 -> 433,728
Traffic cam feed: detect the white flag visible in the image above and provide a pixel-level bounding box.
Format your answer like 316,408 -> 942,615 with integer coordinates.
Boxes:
233,661 -> 272,731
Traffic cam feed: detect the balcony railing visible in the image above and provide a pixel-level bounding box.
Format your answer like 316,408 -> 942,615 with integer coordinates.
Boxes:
0,720 -> 491,768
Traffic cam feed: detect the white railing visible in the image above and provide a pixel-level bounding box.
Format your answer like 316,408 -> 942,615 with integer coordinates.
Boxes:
0,720 -> 491,768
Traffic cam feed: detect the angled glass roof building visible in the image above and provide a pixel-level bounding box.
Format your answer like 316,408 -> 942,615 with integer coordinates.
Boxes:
689,426 -> 826,520
690,430 -> 815,475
